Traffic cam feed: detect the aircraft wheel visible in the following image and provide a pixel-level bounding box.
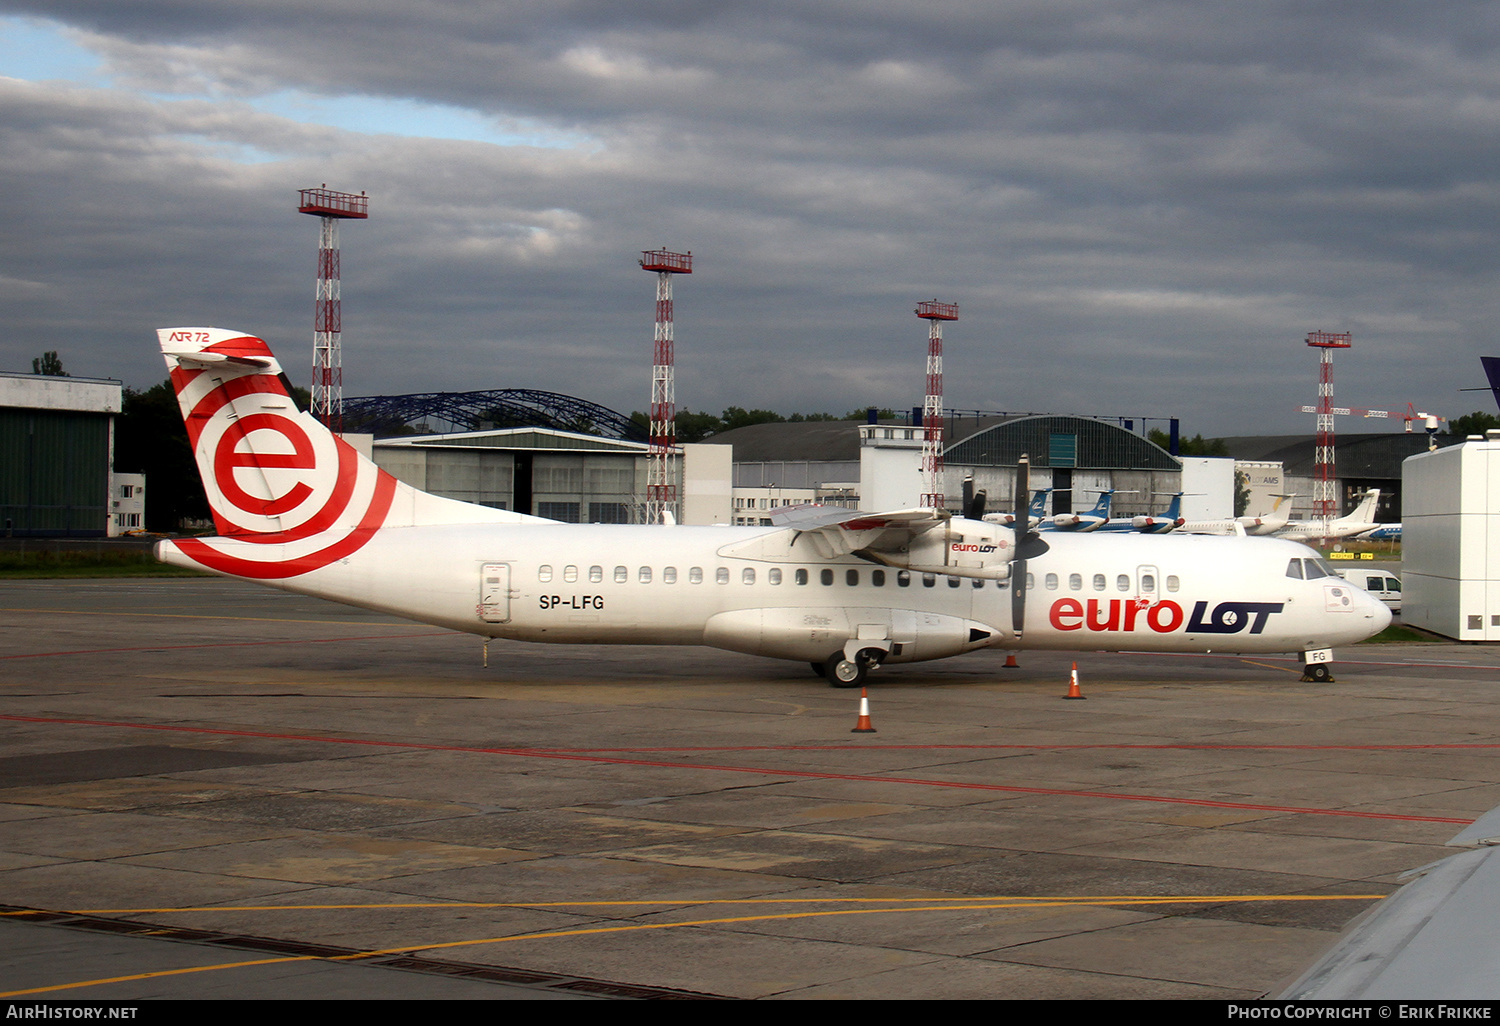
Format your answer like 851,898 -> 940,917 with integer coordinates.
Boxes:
824,653 -> 866,688
1303,663 -> 1334,684
811,662 -> 827,678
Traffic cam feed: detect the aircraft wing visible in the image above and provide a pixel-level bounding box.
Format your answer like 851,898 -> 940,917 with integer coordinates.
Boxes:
769,505 -> 950,559
1280,805 -> 1500,999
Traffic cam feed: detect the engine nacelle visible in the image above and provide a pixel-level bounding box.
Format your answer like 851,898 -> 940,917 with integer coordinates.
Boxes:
861,517 -> 1015,580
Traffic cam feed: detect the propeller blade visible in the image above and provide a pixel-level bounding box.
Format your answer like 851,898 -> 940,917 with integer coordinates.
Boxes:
966,489 -> 986,521
1012,456 -> 1029,639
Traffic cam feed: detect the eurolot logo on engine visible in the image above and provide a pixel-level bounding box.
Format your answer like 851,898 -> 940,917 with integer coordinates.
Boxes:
1047,597 -> 1285,635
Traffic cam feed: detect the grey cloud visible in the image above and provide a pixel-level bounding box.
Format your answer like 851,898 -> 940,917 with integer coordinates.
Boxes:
2,2 -> 1499,432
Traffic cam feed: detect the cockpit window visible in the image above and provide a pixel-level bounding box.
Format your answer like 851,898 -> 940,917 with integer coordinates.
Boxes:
1286,559 -> 1304,580
1303,558 -> 1338,579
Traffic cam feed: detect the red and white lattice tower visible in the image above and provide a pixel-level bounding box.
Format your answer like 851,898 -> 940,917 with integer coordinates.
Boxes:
1306,330 -> 1353,531
640,248 -> 692,524
298,186 -> 368,434
916,300 -> 958,508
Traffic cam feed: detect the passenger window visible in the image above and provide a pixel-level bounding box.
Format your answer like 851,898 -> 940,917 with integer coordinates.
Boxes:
589,565 -> 603,583
796,568 -> 809,585
948,576 -> 961,588
1286,559 -> 1304,580
1069,573 -> 1082,590
821,569 -> 834,586
663,566 -> 678,584
639,566 -> 652,584
1117,575 -> 1129,591
1093,574 -> 1106,591
614,565 -> 627,584
922,574 -> 936,588
538,565 -> 553,583
1045,573 -> 1059,590
716,567 -> 730,585
1141,574 -> 1155,593
1165,575 -> 1179,592
972,578 -> 985,589
689,566 -> 703,584
769,568 -> 782,585
872,570 -> 885,587
563,565 -> 578,583
743,568 -> 756,585
897,571 -> 910,588
1026,573 -> 1034,590
846,569 -> 859,586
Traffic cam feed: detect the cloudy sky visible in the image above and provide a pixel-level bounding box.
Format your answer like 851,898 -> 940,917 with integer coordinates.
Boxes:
2,1 -> 1499,437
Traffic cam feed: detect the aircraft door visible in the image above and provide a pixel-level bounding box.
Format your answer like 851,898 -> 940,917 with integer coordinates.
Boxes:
1136,564 -> 1160,606
480,563 -> 511,623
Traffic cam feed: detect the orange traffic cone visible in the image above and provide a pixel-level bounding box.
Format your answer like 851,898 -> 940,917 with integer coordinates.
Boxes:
1063,662 -> 1086,700
851,687 -> 877,733
1004,653 -> 1020,668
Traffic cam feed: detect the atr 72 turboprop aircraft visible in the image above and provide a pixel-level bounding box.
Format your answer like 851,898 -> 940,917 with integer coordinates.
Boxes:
154,328 -> 1391,687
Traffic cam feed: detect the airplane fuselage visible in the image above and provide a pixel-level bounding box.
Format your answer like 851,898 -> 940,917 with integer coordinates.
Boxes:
168,524 -> 1389,665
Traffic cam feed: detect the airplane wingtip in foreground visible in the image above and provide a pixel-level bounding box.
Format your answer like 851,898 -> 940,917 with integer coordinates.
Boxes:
156,327 -> 1391,687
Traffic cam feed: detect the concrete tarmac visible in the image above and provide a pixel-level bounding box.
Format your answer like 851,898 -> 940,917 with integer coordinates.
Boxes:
1,577 -> 1495,1000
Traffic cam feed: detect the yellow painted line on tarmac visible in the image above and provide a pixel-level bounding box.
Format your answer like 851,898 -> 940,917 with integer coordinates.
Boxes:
2,894 -> 1387,916
0,893 -> 1384,998
0,956 -> 321,998
1238,657 -> 1303,674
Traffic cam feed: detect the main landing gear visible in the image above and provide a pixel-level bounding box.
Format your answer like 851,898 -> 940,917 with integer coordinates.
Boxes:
820,649 -> 884,688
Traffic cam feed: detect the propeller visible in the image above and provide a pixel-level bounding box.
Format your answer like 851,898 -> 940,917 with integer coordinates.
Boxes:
966,488 -> 987,521
1010,454 -> 1049,641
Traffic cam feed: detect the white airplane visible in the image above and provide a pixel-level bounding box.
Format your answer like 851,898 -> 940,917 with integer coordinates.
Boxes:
1180,493 -> 1296,537
1090,492 -> 1187,535
982,487 -> 1049,529
1042,490 -> 1116,532
1274,488 -> 1383,541
152,327 -> 1391,688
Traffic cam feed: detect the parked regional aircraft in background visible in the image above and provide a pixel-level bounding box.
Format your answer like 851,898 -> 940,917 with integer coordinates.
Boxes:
1274,488 -> 1383,541
983,488 -> 1049,529
1091,492 -> 1186,535
154,327 -> 1390,687
1180,494 -> 1296,537
1042,490 -> 1117,532
1357,523 -> 1402,542
1130,491 -> 1187,534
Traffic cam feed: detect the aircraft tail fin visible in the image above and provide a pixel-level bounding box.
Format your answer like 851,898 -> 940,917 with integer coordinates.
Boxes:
156,327 -> 540,579
1483,356 -> 1500,411
1345,487 -> 1381,523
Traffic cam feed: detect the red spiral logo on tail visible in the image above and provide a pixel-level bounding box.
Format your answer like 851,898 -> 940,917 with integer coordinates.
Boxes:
171,368 -> 394,579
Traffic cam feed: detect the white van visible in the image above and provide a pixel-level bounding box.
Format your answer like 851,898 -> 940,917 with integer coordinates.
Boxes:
1339,570 -> 1401,613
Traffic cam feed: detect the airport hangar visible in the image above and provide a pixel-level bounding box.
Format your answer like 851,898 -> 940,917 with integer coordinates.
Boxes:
361,410 -> 1203,525
1218,431 -> 1456,526
0,369 -> 143,538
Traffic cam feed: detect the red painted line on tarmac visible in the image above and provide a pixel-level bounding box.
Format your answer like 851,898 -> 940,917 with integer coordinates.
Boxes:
515,743 -> 1500,753
0,714 -> 1473,825
0,632 -> 452,661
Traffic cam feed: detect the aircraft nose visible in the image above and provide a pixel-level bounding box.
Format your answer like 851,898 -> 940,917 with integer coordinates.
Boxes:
1366,592 -> 1392,634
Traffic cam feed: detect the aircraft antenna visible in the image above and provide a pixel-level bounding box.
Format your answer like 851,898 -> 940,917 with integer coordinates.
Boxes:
1305,330 -> 1352,534
640,248 -> 693,524
916,300 -> 959,508
298,185 -> 369,434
